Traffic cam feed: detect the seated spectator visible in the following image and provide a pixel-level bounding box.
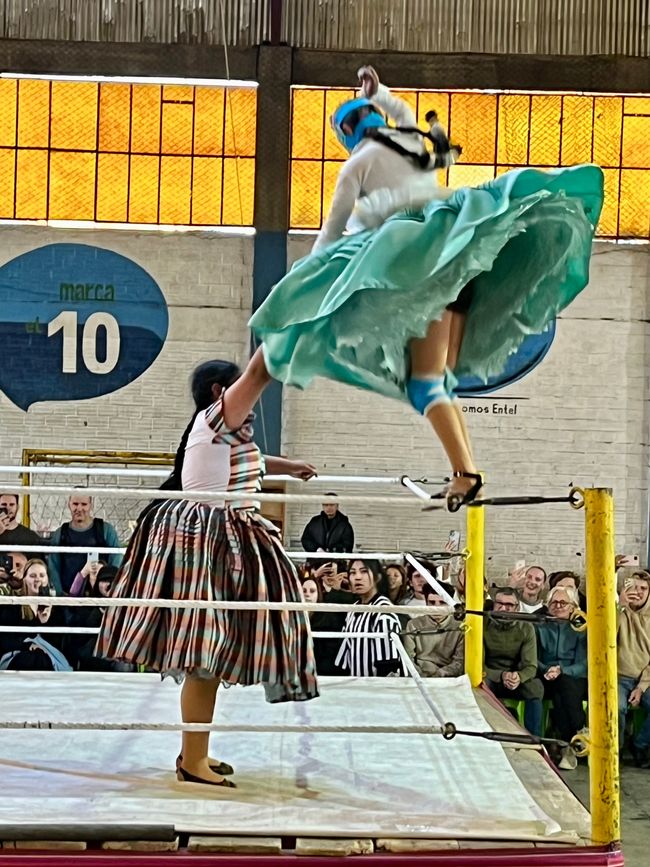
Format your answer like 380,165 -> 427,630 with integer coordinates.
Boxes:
617,570 -> 650,766
519,565 -> 547,613
403,582 -> 464,677
0,493 -> 46,550
0,551 -> 27,595
537,585 -> 587,770
450,564 -> 491,609
309,563 -> 354,676
406,558 -> 439,608
385,563 -> 412,606
48,493 -> 122,595
547,570 -> 586,612
301,494 -> 354,554
0,558 -> 71,671
335,559 -> 402,677
484,587 -> 543,735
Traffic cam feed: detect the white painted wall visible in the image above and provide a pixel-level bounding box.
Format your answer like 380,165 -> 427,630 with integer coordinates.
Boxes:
1,224 -> 648,579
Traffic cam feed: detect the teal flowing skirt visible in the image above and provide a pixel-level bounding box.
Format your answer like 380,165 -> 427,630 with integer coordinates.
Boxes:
250,166 -> 604,403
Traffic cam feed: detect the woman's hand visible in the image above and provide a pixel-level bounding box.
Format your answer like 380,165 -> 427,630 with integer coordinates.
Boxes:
36,605 -> 52,623
357,66 -> 380,98
289,461 -> 318,481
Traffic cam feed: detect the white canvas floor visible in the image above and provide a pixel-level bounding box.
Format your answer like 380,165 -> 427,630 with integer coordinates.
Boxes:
0,672 -> 583,843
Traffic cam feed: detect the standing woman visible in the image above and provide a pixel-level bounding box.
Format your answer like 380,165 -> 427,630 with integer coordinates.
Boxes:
97,348 -> 319,788
335,559 -> 402,676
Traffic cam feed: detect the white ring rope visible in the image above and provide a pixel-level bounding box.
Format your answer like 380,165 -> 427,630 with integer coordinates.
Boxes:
0,466 -> 440,485
405,553 -> 457,607
0,720 -> 443,734
0,595 -> 455,616
390,633 -> 447,728
0,484 -> 428,507
0,627 -> 399,639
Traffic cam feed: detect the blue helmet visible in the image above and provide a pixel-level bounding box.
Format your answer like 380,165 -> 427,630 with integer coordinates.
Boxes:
331,97 -> 386,153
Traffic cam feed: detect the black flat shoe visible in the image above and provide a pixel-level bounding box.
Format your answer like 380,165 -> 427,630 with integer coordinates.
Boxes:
446,471 -> 483,513
176,754 -> 234,776
176,766 -> 236,788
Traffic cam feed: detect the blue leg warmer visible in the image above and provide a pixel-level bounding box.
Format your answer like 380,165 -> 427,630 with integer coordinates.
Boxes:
406,375 -> 451,415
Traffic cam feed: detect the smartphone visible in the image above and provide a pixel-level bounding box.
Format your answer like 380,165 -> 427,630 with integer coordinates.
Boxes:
515,559 -> 526,572
87,550 -> 99,565
448,530 -> 461,551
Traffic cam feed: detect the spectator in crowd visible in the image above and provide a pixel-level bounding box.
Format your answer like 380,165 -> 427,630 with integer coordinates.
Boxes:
406,558 -> 439,608
48,494 -> 121,595
0,493 -> 46,549
519,565 -> 547,613
0,558 -> 71,671
301,494 -> 354,554
484,587 -> 543,735
536,585 -> 587,770
0,551 -> 26,595
547,570 -> 586,612
617,569 -> 650,766
385,563 -> 412,606
335,559 -> 402,676
403,582 -> 464,677
309,563 -> 355,675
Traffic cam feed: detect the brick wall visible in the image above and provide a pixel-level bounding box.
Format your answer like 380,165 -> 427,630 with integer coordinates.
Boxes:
1,225 -> 648,578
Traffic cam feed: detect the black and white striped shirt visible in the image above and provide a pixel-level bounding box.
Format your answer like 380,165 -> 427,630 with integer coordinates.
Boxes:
334,594 -> 402,676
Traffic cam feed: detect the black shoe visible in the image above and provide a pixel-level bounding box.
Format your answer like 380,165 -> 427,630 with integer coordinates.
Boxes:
176,754 -> 234,776
446,472 -> 484,513
628,740 -> 648,768
176,766 -> 236,788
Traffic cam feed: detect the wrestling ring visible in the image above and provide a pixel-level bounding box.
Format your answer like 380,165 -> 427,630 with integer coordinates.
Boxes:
0,470 -> 622,865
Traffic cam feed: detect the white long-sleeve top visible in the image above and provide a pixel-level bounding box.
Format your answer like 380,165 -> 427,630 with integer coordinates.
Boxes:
313,84 -> 450,252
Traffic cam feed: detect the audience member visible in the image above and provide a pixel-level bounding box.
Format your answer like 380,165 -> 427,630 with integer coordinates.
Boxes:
0,551 -> 26,595
309,563 -> 355,675
335,559 -> 402,676
68,565 -> 133,671
406,558 -> 439,608
385,563 -> 412,605
547,570 -> 586,611
48,494 -> 121,595
301,494 -> 354,554
519,565 -> 547,613
403,582 -> 464,677
536,585 -> 587,770
617,569 -> 650,766
484,587 -> 543,735
0,493 -> 46,549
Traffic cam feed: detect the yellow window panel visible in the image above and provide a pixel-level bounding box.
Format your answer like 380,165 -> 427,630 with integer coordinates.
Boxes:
194,87 -> 224,156
392,90 -> 418,120
163,85 -> 194,103
596,168 -> 621,237
129,155 -> 160,223
622,116 -> 650,169
417,92 -> 450,135
159,156 -> 192,224
324,88 -> 354,160
15,149 -> 48,219
17,79 -> 50,148
0,78 -> 17,147
624,96 -> 650,116
322,160 -> 343,224
561,96 -> 593,165
222,157 -> 255,225
290,160 -> 323,228
50,82 -> 98,151
49,152 -> 96,221
497,95 -> 530,165
618,169 -> 650,237
191,156 -> 222,224
0,148 -> 15,217
448,164 -> 496,188
593,97 -> 623,168
450,93 -> 497,164
223,89 -> 257,157
96,153 -> 129,222
529,95 -> 562,166
292,89 -> 325,160
131,85 -> 161,154
98,84 -> 131,153
161,102 -> 194,155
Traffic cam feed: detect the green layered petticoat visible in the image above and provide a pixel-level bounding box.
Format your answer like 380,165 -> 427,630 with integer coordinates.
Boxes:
250,166 -> 604,402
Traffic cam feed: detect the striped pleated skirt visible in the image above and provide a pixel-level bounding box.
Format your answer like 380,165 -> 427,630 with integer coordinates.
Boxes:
95,499 -> 319,703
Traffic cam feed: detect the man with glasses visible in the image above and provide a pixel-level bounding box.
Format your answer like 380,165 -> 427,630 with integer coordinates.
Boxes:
484,587 -> 543,735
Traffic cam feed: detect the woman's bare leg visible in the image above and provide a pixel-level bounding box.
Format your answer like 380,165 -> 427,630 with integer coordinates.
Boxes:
409,314 -> 477,498
447,311 -> 474,465
180,675 -> 225,783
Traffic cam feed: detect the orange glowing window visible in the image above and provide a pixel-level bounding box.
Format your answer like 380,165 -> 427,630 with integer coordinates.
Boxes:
290,87 -> 650,240
0,76 -> 257,226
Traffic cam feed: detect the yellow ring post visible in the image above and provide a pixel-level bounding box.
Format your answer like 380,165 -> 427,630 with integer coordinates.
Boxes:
464,490 -> 485,687
584,487 -> 620,845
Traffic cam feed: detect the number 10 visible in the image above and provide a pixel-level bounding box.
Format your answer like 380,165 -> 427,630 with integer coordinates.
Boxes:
48,311 -> 121,374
